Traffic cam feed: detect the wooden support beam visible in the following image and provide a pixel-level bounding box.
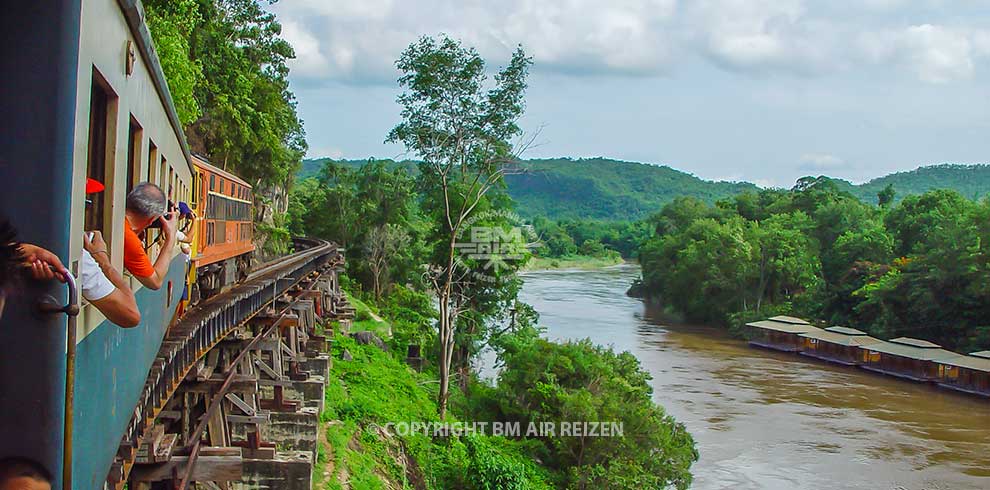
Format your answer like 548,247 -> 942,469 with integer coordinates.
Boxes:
129,451 -> 243,482
226,414 -> 271,424
254,357 -> 281,381
225,393 -> 256,416
178,375 -> 258,394
157,408 -> 181,419
257,378 -> 293,387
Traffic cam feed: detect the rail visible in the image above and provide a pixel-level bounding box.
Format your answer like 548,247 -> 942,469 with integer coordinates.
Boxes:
109,237 -> 340,488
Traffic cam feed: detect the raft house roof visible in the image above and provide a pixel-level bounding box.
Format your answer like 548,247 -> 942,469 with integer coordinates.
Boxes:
745,317 -> 823,335
799,326 -> 882,347
860,337 -> 963,362
935,351 -> 990,373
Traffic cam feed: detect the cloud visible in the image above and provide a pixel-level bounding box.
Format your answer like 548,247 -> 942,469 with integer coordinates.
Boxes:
306,146 -> 344,159
860,24 -> 982,83
269,0 -> 990,85
684,0 -> 842,75
797,153 -> 849,172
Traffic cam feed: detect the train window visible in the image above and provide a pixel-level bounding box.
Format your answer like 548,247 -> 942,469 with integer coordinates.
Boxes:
194,174 -> 203,206
210,174 -> 215,191
147,140 -> 158,184
219,177 -> 225,195
84,70 -> 118,237
167,166 -> 174,201
126,116 -> 142,194
159,157 -> 167,191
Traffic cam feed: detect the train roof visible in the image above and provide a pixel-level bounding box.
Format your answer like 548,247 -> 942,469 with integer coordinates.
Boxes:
192,154 -> 252,188
119,0 -> 193,175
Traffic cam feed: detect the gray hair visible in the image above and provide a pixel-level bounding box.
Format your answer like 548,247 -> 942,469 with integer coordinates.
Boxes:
126,182 -> 166,218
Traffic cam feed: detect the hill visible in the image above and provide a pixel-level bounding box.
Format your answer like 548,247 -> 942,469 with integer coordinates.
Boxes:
298,157 -> 758,220
848,164 -> 990,203
297,158 -> 990,221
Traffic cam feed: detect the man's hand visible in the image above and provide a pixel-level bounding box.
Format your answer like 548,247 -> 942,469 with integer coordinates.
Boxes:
20,243 -> 68,282
160,212 -> 179,243
84,231 -> 109,259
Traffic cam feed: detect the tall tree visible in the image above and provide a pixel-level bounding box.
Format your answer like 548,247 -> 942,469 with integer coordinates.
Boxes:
387,35 -> 532,418
365,224 -> 410,299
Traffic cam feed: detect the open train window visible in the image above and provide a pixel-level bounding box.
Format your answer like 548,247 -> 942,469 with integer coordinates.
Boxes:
126,116 -> 142,194
85,69 -> 118,238
159,157 -> 167,191
147,140 -> 158,185
193,174 -> 203,207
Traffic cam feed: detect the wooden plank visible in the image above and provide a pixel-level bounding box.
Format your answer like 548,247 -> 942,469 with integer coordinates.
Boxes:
178,375 -> 258,394
225,393 -> 256,416
226,414 -> 271,424
207,406 -> 229,447
129,454 -> 243,482
157,410 -> 181,421
254,358 -> 281,380
257,379 -> 292,387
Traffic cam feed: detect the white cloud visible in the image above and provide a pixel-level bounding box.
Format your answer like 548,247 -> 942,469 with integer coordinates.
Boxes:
860,24 -> 979,83
281,20 -> 330,79
798,153 -> 849,172
306,146 -> 345,159
269,0 -> 990,85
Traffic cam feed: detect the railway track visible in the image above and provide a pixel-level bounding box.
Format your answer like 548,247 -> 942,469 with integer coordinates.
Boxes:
107,237 -> 349,489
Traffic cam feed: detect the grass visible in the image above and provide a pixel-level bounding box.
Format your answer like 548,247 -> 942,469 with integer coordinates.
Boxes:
524,254 -> 625,271
345,292 -> 392,338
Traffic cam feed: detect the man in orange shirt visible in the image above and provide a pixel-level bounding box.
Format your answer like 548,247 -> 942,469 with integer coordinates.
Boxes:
124,182 -> 178,290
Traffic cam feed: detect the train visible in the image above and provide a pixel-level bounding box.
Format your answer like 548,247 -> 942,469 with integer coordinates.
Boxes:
0,1 -> 257,488
188,154 -> 256,303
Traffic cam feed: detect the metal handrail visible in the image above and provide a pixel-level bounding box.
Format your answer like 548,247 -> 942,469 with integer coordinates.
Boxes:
37,272 -> 79,490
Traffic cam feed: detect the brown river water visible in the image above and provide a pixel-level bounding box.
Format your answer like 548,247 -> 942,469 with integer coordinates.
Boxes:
515,264 -> 990,490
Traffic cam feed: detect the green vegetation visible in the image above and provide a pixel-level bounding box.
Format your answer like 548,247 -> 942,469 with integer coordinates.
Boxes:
301,159 -> 990,222
822,164 -> 990,204
321,296 -> 696,489
638,177 -> 990,352
525,254 -> 623,271
287,35 -> 697,489
321,334 -> 555,490
145,0 -> 306,252
298,157 -> 757,222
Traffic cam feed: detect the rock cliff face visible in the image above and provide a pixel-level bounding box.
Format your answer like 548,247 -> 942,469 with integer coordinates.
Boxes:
253,182 -> 292,261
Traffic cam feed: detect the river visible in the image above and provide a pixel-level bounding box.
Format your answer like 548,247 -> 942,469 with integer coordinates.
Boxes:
515,264 -> 990,490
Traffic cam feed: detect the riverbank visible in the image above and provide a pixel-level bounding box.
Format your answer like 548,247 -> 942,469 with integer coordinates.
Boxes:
524,254 -> 625,271
320,283 -> 698,489
516,264 -> 990,490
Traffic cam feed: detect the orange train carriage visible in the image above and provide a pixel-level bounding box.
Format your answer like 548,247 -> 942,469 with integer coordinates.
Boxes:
188,154 -> 255,302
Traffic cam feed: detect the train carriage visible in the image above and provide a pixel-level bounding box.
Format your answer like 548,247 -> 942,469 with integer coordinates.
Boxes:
189,155 -> 255,302
0,1 -> 193,488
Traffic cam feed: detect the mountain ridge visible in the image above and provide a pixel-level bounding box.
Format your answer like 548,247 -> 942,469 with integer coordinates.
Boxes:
297,157 -> 990,221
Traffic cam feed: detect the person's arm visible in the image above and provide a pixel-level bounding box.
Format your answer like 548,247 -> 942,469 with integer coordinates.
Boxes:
19,243 -> 68,282
85,232 -> 140,327
135,213 -> 178,291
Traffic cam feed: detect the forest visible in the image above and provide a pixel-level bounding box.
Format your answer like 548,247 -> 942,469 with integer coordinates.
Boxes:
637,177 -> 990,353
144,2 -> 990,487
299,157 -> 990,221
284,35 -> 698,489
145,0 -> 306,254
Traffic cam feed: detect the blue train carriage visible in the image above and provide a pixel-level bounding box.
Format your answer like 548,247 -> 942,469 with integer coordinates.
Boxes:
0,1 -> 193,489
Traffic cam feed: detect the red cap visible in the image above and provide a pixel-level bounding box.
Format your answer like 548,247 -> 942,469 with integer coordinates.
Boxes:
86,178 -> 105,194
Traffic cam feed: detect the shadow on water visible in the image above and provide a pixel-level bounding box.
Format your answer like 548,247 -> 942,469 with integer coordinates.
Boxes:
516,264 -> 990,490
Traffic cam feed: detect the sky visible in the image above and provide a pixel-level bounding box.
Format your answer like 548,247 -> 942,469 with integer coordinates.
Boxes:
268,0 -> 990,187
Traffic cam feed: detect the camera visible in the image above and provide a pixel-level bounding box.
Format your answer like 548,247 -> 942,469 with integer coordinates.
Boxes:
146,201 -> 175,229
